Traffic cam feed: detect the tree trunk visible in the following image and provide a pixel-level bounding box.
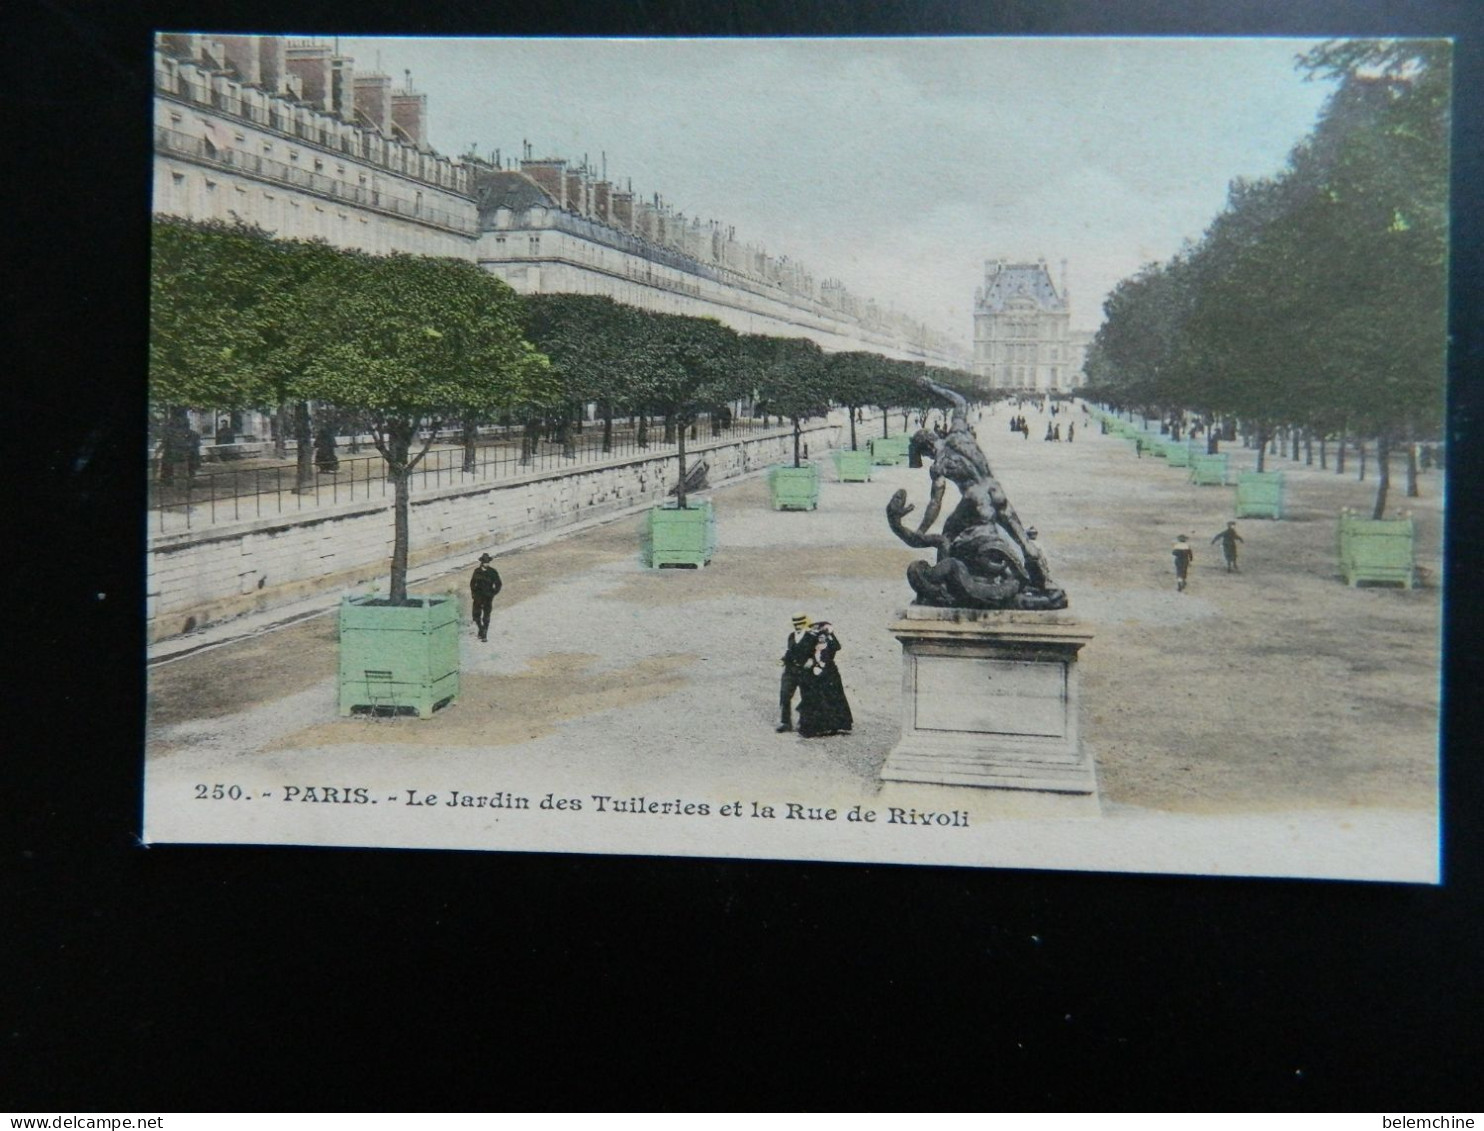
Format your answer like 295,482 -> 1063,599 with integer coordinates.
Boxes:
637,414 -> 649,449
1305,430 -> 1314,466
519,418 -> 536,465
1291,429 -> 1300,462
294,400 -> 314,493
159,405 -> 194,485
1372,434 -> 1390,519
1255,424 -> 1267,473
1319,435 -> 1327,470
882,411 -> 890,439
1336,427 -> 1347,474
1406,441 -> 1419,498
461,419 -> 477,473
274,399 -> 290,459
849,407 -> 858,451
676,422 -> 689,510
792,419 -> 802,468
388,430 -> 412,604
663,413 -> 676,444
1358,438 -> 1366,482
558,414 -> 575,459
602,407 -> 613,454
1207,431 -> 1219,455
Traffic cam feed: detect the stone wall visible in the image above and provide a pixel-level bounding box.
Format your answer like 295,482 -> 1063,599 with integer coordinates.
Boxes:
147,417 -> 869,642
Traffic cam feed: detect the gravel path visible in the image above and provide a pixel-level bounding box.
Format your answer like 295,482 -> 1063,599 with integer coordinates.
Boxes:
145,404 -> 1442,881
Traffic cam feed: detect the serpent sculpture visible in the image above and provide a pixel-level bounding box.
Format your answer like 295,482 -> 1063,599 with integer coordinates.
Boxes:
886,382 -> 1067,611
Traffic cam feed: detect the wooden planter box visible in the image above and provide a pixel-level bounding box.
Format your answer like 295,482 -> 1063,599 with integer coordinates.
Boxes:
1236,471 -> 1286,519
642,499 -> 717,568
769,462 -> 821,510
832,448 -> 874,482
338,594 -> 460,718
1188,453 -> 1230,486
870,435 -> 909,465
1163,443 -> 1193,468
1338,513 -> 1415,588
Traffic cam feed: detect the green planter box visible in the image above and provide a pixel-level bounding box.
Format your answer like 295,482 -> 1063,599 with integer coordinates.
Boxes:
642,499 -> 717,568
1338,513 -> 1415,588
832,448 -> 874,482
1236,471 -> 1286,519
769,462 -> 821,510
1163,443 -> 1193,468
870,435 -> 909,465
338,594 -> 460,718
1189,453 -> 1230,486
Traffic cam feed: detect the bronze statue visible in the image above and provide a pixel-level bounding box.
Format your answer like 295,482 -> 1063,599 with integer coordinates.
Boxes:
887,383 -> 1067,610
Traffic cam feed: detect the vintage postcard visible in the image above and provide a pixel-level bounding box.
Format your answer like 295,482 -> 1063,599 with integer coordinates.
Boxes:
144,35 -> 1446,881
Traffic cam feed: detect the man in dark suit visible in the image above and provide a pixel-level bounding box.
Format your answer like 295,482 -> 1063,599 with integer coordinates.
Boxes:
777,612 -> 815,732
470,553 -> 503,642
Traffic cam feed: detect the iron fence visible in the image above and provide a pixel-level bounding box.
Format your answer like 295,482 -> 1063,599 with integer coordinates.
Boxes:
147,415 -> 860,535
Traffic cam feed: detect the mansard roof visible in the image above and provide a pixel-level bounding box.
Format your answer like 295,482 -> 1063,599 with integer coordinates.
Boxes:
977,261 -> 1066,314
473,170 -> 556,224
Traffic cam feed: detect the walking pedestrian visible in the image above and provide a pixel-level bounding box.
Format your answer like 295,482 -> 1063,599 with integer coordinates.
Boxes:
1067,422 -> 1075,443
796,621 -> 853,738
1171,534 -> 1194,592
1211,521 -> 1244,572
777,612 -> 815,732
1053,423 -> 1062,441
469,552 -> 503,641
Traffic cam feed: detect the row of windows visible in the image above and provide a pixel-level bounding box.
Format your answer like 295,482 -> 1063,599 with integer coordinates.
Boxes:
168,109 -> 371,187
156,167 -> 467,258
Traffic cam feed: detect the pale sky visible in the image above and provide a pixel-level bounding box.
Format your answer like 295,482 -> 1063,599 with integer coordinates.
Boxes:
334,36 -> 1337,342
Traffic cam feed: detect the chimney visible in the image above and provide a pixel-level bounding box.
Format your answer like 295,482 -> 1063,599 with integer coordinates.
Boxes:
593,181 -> 612,225
565,169 -> 583,213
610,189 -> 634,231
257,36 -> 287,95
285,42 -> 335,112
155,33 -> 196,61
330,55 -> 355,121
215,35 -> 262,84
520,159 -> 568,209
353,73 -> 393,135
390,90 -> 428,150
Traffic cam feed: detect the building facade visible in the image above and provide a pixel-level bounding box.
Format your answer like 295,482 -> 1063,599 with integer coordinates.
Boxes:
152,33 -> 970,381
972,259 -> 1087,393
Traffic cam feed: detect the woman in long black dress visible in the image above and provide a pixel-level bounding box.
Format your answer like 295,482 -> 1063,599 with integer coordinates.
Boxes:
796,622 -> 853,738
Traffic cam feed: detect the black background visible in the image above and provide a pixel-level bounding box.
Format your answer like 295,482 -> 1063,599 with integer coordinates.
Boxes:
8,0 -> 1482,1111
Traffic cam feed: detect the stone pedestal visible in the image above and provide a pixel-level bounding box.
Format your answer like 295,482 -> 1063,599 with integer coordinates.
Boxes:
880,607 -> 1097,795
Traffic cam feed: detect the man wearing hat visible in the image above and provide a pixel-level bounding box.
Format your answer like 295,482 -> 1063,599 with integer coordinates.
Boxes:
777,612 -> 816,732
1171,534 -> 1194,592
469,553 -> 503,642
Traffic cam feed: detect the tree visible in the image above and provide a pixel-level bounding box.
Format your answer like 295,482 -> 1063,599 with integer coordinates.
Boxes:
300,253 -> 555,602
150,217 -> 350,490
524,294 -> 652,458
149,218 -> 288,481
746,335 -> 831,467
824,352 -> 886,451
1085,38 -> 1448,513
637,313 -> 746,509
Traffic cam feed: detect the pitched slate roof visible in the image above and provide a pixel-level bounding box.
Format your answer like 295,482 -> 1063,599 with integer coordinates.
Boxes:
977,261 -> 1066,314
473,170 -> 556,224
